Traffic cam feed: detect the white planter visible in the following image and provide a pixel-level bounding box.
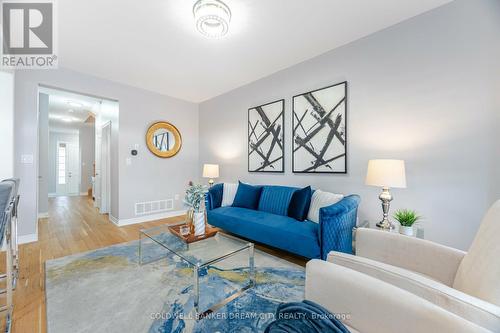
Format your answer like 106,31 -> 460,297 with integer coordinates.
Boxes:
399,225 -> 414,236
193,212 -> 206,236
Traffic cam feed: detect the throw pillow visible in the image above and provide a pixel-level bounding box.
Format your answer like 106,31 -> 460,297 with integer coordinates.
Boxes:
288,186 -> 312,221
307,190 -> 344,223
232,181 -> 263,210
221,183 -> 238,207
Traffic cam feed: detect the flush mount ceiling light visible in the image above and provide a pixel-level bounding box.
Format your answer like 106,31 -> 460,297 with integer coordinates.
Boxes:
66,100 -> 83,108
193,0 -> 231,39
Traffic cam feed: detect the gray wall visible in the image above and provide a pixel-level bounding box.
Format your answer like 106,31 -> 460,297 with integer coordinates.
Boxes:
199,0 -> 500,250
79,124 -> 95,194
14,68 -> 199,238
38,93 -> 49,214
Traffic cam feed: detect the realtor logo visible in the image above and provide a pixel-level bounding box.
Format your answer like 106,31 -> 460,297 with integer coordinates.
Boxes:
1,0 -> 57,68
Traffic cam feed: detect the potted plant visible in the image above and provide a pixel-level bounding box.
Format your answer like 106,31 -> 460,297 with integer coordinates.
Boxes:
393,209 -> 421,236
184,181 -> 208,236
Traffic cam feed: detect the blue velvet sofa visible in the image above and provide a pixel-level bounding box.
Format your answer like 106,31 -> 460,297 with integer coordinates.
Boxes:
206,184 -> 360,260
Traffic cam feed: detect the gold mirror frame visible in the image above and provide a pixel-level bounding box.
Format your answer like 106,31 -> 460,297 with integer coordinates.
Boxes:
146,121 -> 182,158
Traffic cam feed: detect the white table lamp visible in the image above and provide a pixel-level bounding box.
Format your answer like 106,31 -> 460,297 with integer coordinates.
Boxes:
202,164 -> 219,187
365,159 -> 406,230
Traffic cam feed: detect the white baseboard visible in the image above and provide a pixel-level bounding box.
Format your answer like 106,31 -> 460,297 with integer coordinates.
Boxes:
38,212 -> 49,219
49,193 -> 86,198
110,210 -> 186,227
19,233 -> 38,244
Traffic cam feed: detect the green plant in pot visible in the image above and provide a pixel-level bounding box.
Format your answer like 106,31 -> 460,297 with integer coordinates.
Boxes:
393,209 -> 421,236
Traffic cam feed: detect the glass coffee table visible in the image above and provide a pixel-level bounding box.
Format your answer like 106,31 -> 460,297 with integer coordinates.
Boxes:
138,223 -> 255,319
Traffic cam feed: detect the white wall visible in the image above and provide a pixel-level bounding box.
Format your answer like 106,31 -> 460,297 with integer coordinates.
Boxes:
199,0 -> 500,250
38,93 -> 49,214
0,71 -> 14,181
14,68 -> 199,238
79,124 -> 95,194
48,131 -> 79,194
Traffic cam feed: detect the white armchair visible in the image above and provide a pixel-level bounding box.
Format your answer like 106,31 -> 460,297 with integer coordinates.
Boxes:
305,200 -> 500,333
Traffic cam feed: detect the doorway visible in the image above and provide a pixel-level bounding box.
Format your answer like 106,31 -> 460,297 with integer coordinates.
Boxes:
37,86 -> 118,221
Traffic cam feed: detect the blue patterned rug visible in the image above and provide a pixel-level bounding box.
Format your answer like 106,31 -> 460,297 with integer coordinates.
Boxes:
45,236 -> 305,333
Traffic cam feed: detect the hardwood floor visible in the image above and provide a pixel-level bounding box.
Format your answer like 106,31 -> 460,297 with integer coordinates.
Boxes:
9,195 -> 306,332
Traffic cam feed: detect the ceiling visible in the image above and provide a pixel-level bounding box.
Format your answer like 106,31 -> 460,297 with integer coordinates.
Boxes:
59,0 -> 453,102
40,87 -> 102,132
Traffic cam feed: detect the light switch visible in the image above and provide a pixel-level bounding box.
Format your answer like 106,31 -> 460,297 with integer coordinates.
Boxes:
21,154 -> 34,164
126,157 -> 132,166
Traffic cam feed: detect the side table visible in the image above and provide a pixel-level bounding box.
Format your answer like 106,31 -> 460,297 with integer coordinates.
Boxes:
352,220 -> 425,254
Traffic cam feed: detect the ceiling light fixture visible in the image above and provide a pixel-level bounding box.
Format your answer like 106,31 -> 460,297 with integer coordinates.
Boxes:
67,100 -> 83,108
193,0 -> 231,39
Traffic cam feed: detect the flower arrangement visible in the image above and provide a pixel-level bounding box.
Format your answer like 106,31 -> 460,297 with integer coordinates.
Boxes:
184,181 -> 208,213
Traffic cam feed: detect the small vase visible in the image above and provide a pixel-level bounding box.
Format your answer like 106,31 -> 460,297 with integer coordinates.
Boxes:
399,225 -> 414,236
193,211 -> 206,236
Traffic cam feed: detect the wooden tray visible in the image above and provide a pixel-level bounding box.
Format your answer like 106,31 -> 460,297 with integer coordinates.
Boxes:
168,224 -> 218,244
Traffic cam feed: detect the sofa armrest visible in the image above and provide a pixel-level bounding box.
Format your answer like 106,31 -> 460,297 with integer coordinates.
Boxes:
355,228 -> 466,286
318,195 -> 360,258
205,183 -> 223,211
328,252 -> 500,332
305,259 -> 492,333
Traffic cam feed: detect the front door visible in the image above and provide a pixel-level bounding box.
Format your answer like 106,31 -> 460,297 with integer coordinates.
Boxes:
56,142 -> 80,195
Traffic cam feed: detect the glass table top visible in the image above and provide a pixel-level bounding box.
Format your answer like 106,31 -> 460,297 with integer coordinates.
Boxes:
140,223 -> 253,267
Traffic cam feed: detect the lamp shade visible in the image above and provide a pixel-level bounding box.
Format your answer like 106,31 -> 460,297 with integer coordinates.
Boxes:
202,164 -> 219,178
365,159 -> 406,188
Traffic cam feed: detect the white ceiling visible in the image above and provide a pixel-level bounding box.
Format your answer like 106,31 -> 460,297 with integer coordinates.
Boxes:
40,87 -> 102,131
59,0 -> 453,102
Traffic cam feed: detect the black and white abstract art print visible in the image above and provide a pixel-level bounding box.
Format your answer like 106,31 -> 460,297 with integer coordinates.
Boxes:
248,99 -> 285,173
292,82 -> 347,173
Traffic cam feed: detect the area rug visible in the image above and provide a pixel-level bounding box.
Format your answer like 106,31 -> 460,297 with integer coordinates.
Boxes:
45,237 -> 305,333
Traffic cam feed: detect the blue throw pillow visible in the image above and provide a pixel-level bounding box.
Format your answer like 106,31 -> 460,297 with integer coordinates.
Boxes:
288,186 -> 312,221
232,181 -> 263,210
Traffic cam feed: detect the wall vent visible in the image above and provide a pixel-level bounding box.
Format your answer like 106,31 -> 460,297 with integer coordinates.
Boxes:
135,199 -> 174,216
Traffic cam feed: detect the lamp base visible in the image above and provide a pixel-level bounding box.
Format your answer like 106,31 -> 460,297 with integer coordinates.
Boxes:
208,179 -> 214,187
376,187 -> 395,230
376,218 -> 394,230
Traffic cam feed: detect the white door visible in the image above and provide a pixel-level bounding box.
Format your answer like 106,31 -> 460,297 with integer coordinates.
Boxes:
56,142 -> 80,195
100,122 -> 111,214
67,143 -> 80,194
94,134 -> 101,208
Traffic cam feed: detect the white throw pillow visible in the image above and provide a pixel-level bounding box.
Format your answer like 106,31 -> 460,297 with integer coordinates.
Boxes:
307,190 -> 344,223
221,183 -> 238,207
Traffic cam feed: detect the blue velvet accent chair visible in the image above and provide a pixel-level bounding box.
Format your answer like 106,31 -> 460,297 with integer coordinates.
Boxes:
206,183 -> 360,260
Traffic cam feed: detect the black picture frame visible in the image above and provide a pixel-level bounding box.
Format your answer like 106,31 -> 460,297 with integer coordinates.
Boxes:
248,99 -> 285,173
292,81 -> 348,174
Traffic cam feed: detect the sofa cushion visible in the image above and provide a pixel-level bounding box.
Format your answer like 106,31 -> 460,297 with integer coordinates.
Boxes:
307,190 -> 344,223
232,181 -> 263,210
221,183 -> 238,207
258,185 -> 296,216
288,186 -> 312,221
208,206 -> 320,259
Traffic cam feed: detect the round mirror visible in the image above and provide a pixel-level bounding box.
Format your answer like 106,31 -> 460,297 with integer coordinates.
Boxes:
146,122 -> 182,158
